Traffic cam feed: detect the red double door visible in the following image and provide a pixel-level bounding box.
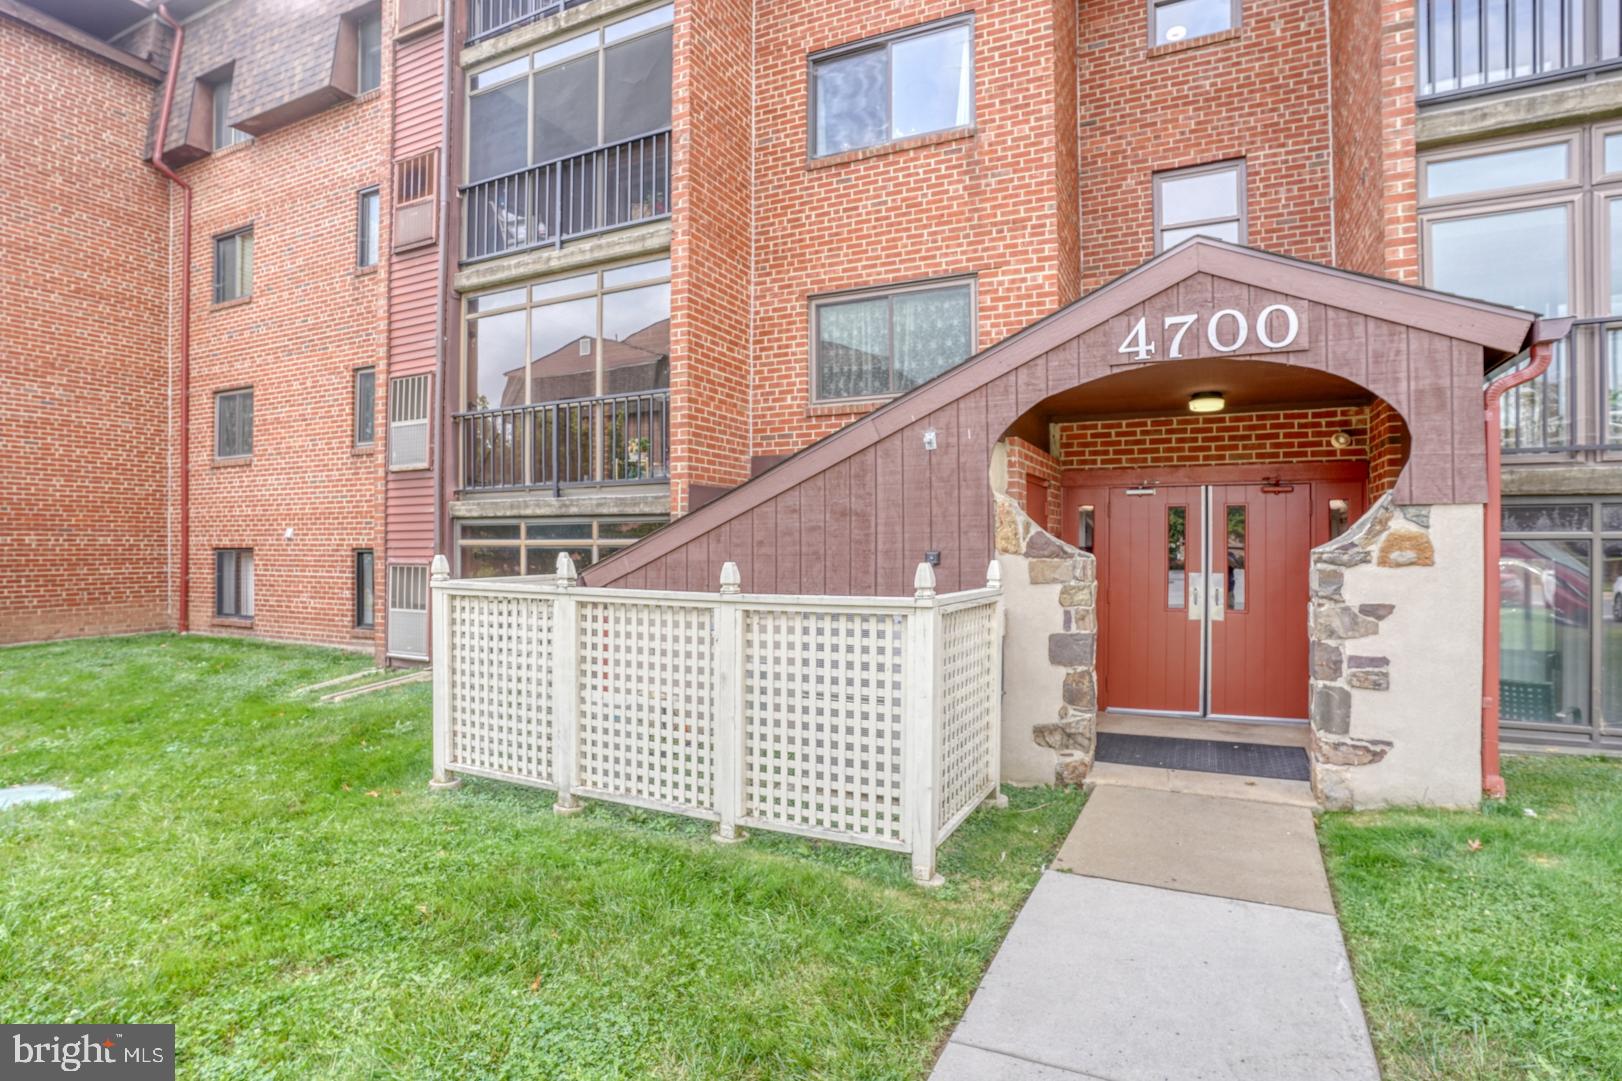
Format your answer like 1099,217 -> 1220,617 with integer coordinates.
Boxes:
1063,471 -> 1365,721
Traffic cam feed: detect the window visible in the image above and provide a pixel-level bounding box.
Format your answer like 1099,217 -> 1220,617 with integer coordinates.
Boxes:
465,5 -> 672,183
458,518 -> 665,576
1151,0 -> 1237,46
1420,125 -> 1622,454
354,367 -> 376,446
213,228 -> 253,303
1154,161 -> 1244,251
215,549 -> 254,619
209,72 -> 249,150
810,18 -> 973,158
1497,498 -> 1622,750
214,388 -> 253,459
464,257 -> 670,409
811,278 -> 975,402
356,11 -> 382,94
389,374 -> 431,469
354,550 -> 375,628
357,187 -> 380,267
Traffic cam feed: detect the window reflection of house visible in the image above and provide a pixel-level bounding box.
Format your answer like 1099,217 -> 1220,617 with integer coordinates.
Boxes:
501,318 -> 671,405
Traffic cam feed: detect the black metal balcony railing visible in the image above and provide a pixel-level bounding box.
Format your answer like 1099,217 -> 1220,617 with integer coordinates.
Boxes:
1501,319 -> 1622,454
1419,0 -> 1622,99
461,130 -> 671,263
467,0 -> 592,43
456,389 -> 670,493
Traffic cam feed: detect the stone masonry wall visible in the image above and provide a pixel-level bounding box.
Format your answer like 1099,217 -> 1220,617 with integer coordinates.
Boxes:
993,493 -> 1098,786
1309,497 -> 1484,808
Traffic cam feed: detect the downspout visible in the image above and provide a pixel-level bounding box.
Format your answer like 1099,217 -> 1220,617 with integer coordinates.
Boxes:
147,4 -> 192,633
1480,316 -> 1571,799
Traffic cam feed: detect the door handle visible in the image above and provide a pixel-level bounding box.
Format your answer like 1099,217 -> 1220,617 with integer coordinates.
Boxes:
1209,576 -> 1225,622
1187,576 -> 1203,621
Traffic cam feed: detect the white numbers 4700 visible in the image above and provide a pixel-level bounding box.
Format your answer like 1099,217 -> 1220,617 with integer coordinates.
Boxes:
1116,304 -> 1301,362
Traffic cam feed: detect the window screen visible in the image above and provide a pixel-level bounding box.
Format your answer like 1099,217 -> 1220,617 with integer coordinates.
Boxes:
215,388 -> 253,458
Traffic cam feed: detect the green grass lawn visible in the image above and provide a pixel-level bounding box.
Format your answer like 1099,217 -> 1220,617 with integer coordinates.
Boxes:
1320,755 -> 1622,1081
0,635 -> 1083,1080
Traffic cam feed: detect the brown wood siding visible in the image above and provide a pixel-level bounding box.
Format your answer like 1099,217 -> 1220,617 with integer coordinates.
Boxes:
385,30 -> 444,568
585,242 -> 1530,596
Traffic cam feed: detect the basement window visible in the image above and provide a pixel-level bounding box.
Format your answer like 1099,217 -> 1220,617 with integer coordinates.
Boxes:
215,549 -> 255,619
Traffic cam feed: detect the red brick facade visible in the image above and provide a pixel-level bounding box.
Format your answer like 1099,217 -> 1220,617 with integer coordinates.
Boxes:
1056,407 -> 1373,471
745,0 -> 1078,462
0,18 -> 169,644
1076,0 -> 1333,289
173,48 -> 390,647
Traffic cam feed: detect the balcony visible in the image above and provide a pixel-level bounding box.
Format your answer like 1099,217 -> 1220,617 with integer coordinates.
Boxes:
456,389 -> 670,493
1501,319 -> 1622,455
461,130 -> 671,263
467,0 -> 592,44
1419,0 -> 1622,100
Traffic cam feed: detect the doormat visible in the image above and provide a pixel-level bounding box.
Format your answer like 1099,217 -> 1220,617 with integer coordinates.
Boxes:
1095,732 -> 1310,782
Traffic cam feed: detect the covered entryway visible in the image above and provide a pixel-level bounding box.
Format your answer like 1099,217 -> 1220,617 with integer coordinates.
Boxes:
583,238 -> 1543,808
1062,465 -> 1367,722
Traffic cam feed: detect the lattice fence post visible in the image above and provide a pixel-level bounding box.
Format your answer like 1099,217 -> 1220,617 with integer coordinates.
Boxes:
984,560 -> 1009,810
428,555 -> 461,791
905,562 -> 945,887
712,561 -> 746,843
551,553 -> 583,815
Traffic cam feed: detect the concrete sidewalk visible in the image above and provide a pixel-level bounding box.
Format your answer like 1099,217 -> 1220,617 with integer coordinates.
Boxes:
929,786 -> 1380,1081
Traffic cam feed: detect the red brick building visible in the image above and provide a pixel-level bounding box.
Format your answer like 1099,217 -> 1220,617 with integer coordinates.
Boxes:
2,0 -> 1614,761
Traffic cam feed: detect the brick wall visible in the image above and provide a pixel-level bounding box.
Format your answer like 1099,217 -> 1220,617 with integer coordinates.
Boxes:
1368,398 -> 1408,497
1004,435 -> 1061,534
0,17 -> 170,644
1056,407 -> 1372,470
1329,0 -> 1384,276
669,0 -> 755,512
1377,0 -> 1420,283
171,11 -> 390,647
1076,0 -> 1333,290
747,0 -> 1077,460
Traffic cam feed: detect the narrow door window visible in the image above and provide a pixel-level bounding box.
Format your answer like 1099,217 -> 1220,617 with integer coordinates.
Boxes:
1167,505 -> 1187,608
1225,505 -> 1246,611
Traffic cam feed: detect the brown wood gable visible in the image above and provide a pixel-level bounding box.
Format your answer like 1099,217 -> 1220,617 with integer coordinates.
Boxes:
586,239 -> 1536,596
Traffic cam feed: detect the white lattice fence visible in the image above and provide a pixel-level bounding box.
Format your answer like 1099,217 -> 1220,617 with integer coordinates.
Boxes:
576,599 -> 717,815
430,556 -> 1003,883
740,609 -> 908,847
937,600 -> 1003,840
444,592 -> 556,787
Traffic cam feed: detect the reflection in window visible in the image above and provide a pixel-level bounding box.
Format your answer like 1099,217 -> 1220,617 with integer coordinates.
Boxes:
1167,506 -> 1187,609
1605,541 -> 1622,727
811,20 -> 972,157
1329,498 -> 1350,540
1225,505 -> 1246,611
1424,142 -> 1568,199
1500,539 -> 1590,726
1429,205 -> 1570,317
1502,503 -> 1593,533
458,517 -> 667,577
1499,340 -> 1570,450
1152,0 -> 1235,46
1155,161 -> 1244,251
1077,506 -> 1095,553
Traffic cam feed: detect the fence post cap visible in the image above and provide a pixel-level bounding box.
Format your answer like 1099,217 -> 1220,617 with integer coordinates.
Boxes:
985,560 -> 1001,589
913,562 -> 937,599
430,554 -> 450,582
719,561 -> 742,595
555,552 -> 578,586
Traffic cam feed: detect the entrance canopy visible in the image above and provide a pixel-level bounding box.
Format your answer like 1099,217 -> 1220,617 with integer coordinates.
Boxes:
587,238 -> 1538,595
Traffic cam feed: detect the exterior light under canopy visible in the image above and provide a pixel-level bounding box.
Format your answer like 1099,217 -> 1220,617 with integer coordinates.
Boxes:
1188,391 -> 1226,414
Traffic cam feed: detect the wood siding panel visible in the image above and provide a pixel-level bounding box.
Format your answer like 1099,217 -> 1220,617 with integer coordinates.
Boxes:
393,35 -> 443,158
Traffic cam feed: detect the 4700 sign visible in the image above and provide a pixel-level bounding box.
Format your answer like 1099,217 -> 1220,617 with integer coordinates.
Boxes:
1115,303 -> 1303,363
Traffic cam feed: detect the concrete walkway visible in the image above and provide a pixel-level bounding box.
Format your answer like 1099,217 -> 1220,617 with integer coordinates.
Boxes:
930,785 -> 1380,1081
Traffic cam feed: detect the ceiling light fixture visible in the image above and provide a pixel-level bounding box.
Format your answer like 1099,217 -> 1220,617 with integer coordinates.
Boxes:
1188,391 -> 1225,414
